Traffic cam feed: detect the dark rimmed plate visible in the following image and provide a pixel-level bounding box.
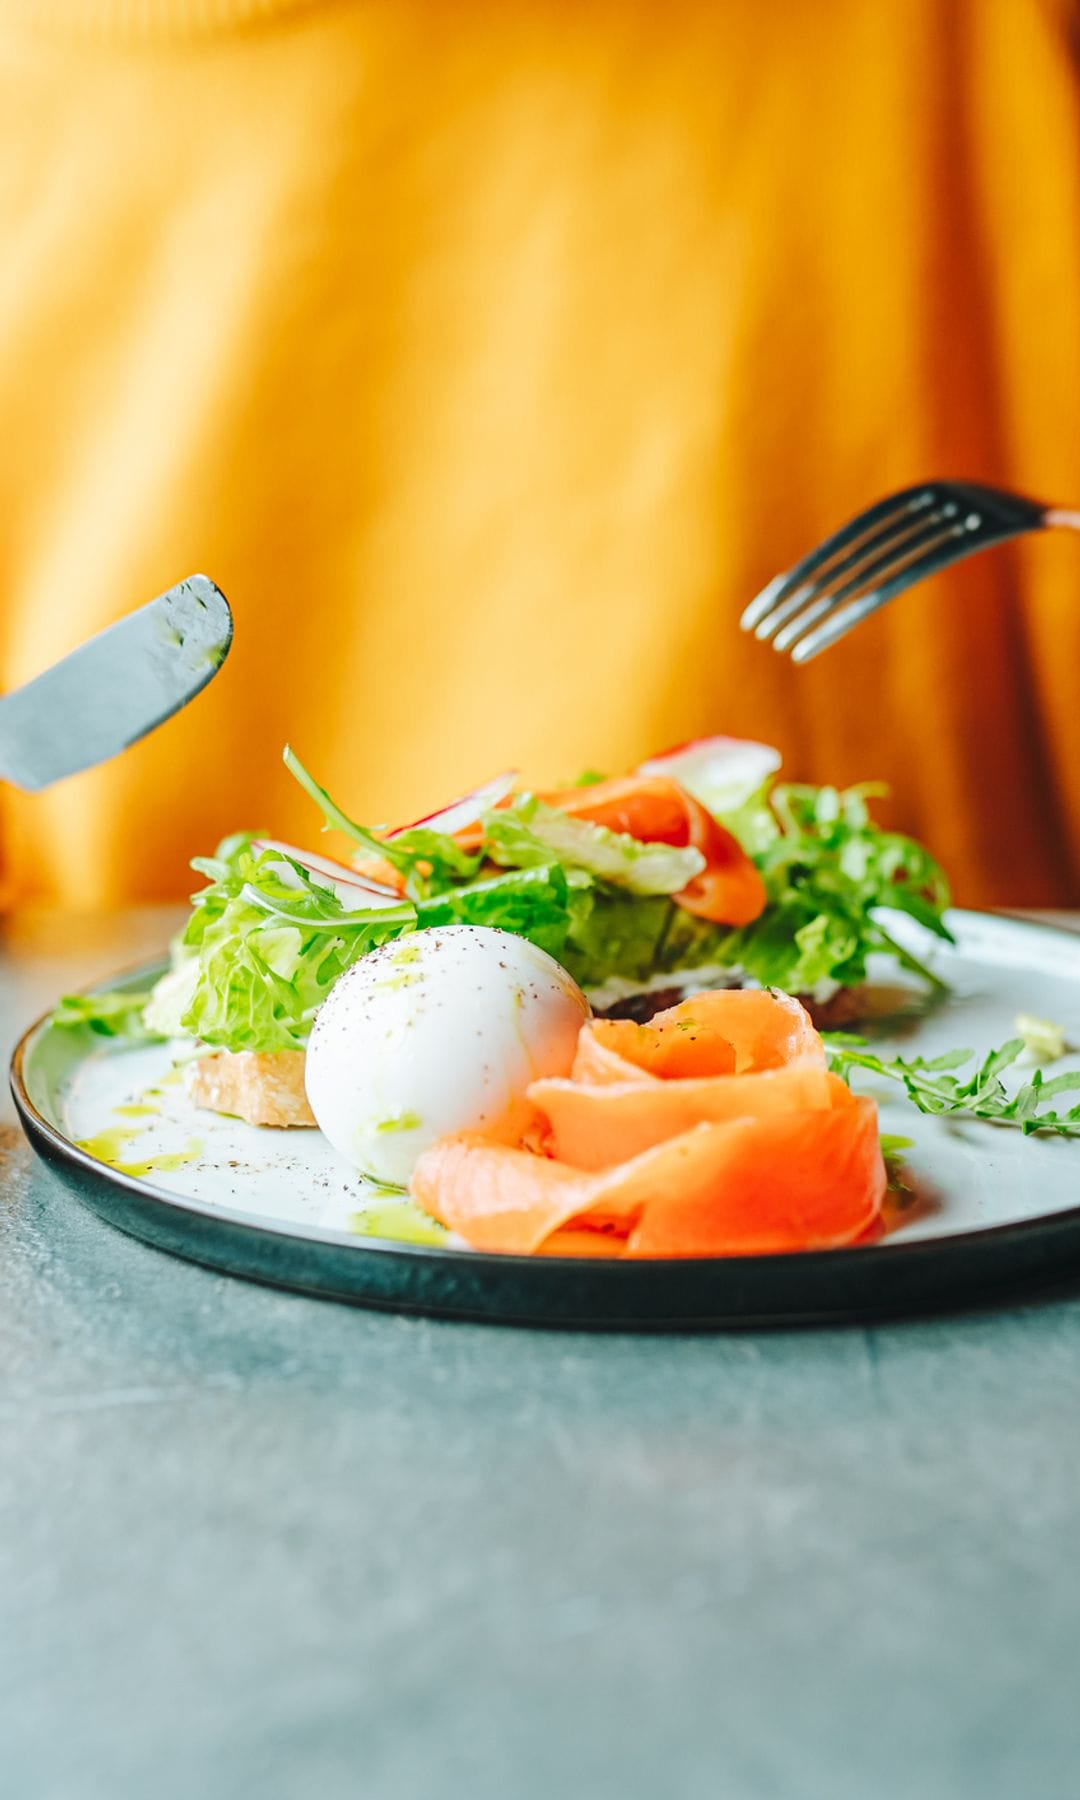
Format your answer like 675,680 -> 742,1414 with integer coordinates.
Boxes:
11,911 -> 1080,1327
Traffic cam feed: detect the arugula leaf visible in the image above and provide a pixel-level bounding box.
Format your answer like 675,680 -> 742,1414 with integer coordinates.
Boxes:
282,745 -> 480,896
716,781 -> 952,995
827,1035 -> 1080,1137
282,745 -> 392,863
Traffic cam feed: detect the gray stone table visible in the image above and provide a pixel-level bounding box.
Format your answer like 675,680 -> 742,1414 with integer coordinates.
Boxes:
4,909 -> 1080,1800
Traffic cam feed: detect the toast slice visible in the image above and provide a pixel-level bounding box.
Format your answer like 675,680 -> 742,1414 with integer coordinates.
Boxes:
186,1049 -> 316,1128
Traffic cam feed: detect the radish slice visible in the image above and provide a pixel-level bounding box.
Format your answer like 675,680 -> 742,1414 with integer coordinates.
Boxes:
387,771 -> 517,840
251,839 -> 401,910
638,736 -> 781,815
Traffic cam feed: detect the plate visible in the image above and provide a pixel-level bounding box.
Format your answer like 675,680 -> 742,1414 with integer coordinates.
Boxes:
11,910 -> 1080,1328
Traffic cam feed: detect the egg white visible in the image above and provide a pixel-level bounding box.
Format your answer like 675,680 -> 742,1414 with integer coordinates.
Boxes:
304,924 -> 590,1187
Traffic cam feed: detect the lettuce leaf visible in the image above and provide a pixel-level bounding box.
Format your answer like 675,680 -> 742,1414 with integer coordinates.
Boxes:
561,892 -> 725,988
482,794 -> 704,895
167,838 -> 415,1052
416,862 -> 586,959
52,989 -> 162,1041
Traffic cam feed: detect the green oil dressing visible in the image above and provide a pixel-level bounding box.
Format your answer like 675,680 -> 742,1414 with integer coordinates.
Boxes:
507,985 -> 542,1078
350,1200 -> 448,1247
114,1141 -> 204,1179
113,1103 -> 159,1120
76,1127 -> 137,1164
375,971 -> 423,992
374,1111 -> 422,1134
75,1130 -> 203,1179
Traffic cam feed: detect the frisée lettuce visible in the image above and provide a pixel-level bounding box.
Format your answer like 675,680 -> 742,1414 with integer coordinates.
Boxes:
144,837 -> 594,1053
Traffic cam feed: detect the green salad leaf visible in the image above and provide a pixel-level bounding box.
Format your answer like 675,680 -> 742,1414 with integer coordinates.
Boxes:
713,781 -> 952,995
112,750 -> 955,1055
827,1035 -> 1080,1137
283,745 -> 481,897
168,837 -> 414,1052
483,793 -> 705,895
52,989 -> 162,1041
559,891 -> 724,988
416,862 -> 588,960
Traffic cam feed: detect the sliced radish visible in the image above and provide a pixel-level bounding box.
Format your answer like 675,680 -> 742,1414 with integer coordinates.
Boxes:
638,736 -> 782,815
251,839 -> 401,910
387,770 -> 517,839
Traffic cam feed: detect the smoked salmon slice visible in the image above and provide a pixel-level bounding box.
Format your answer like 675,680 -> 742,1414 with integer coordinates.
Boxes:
411,1086 -> 883,1258
535,988 -> 831,1168
569,987 -> 823,1080
410,990 -> 887,1258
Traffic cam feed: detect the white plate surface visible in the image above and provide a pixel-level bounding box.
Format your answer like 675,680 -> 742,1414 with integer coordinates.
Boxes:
20,909 -> 1080,1254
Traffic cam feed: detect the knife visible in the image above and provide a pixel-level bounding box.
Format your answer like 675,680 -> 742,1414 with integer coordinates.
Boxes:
0,575 -> 233,792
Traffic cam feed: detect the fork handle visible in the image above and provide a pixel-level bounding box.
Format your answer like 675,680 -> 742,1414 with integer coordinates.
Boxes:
1044,508 -> 1080,531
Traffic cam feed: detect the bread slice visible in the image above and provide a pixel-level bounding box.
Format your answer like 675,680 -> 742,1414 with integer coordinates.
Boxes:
186,1049 -> 316,1128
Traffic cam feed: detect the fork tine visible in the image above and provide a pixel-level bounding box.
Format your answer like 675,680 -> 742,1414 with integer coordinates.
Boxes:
770,589 -> 842,653
787,524 -> 978,662
756,504 -> 964,651
826,513 -> 967,609
789,586 -> 903,664
749,503 -> 930,640
752,579 -> 827,642
755,505 -> 958,642
742,493 -> 925,633
767,510 -> 966,647
739,486 -> 939,631
739,570 -> 792,633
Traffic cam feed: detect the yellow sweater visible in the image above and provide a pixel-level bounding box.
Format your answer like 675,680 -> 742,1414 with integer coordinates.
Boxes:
2,0 -> 1079,908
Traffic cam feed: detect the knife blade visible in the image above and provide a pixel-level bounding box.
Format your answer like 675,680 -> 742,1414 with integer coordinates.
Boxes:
0,575 -> 233,792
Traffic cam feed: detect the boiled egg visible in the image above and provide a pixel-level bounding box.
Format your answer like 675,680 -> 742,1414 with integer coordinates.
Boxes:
305,924 -> 590,1187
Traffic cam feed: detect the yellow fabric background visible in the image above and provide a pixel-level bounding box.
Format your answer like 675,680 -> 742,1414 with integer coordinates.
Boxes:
2,0 -> 1080,908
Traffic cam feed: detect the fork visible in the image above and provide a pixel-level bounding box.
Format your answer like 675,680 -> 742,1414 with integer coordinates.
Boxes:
740,481 -> 1080,663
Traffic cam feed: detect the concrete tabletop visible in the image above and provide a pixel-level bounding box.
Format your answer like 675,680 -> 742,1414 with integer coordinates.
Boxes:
4,909 -> 1080,1800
